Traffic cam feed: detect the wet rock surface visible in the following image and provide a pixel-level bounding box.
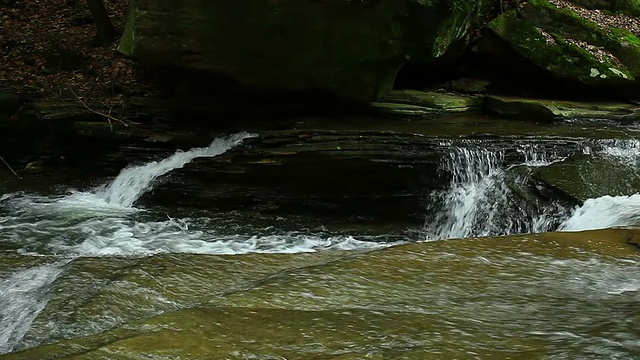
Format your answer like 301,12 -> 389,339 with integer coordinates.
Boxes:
483,95 -> 640,122
1,229 -> 639,359
371,90 -> 481,115
535,152 -> 640,202
149,130 -> 444,224
2,109 -> 637,225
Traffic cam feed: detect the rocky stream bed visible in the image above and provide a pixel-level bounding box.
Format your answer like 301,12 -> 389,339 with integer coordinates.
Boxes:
0,109 -> 639,359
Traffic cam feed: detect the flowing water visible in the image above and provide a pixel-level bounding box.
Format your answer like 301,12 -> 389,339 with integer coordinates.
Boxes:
423,142 -> 570,240
1,132 -> 639,358
0,262 -> 67,354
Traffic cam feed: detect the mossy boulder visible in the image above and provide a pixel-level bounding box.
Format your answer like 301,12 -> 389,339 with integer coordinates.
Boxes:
487,0 -> 640,87
2,229 -> 640,359
535,153 -> 640,202
118,0 -> 491,102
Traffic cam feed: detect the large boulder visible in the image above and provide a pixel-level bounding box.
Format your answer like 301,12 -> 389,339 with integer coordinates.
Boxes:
487,0 -> 640,89
535,152 -> 640,202
118,0 -> 491,101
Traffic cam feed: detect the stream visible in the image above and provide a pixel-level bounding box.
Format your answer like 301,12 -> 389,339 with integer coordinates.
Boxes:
0,124 -> 639,358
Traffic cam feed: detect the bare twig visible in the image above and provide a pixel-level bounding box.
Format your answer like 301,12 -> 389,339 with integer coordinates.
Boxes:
0,156 -> 21,179
69,87 -> 134,128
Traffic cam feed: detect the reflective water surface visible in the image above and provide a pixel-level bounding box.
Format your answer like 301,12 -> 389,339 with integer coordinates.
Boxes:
0,131 -> 639,359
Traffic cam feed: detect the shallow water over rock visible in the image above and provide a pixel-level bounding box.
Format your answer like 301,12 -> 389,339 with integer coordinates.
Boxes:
1,230 -> 639,359
2,118 -> 640,358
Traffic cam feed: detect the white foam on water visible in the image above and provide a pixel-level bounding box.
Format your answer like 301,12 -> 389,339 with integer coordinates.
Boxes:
0,132 -> 392,354
0,133 -> 391,257
423,139 -> 640,240
424,144 -> 569,240
45,218 -> 387,256
96,132 -> 254,207
598,139 -> 640,166
559,194 -> 640,231
0,192 -> 390,256
0,262 -> 67,354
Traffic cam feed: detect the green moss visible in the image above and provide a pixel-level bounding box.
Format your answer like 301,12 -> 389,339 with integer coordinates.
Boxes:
117,0 -> 137,56
489,1 -> 639,83
489,10 -> 611,82
528,0 -> 557,10
434,0 -> 492,57
526,1 -> 640,77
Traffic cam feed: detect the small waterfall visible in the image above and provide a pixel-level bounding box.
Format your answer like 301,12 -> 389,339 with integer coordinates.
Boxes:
0,262 -> 67,354
95,132 -> 254,208
425,146 -> 507,239
598,139 -> 640,166
424,138 -> 640,239
424,142 -> 571,240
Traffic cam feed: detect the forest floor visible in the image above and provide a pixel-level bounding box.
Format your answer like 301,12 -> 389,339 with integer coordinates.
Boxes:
0,0 -> 155,108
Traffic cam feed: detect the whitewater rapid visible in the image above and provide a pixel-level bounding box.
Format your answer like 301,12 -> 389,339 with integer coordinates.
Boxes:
0,133 -> 387,257
0,262 -> 68,354
97,132 -> 254,207
2,135 -> 640,355
2,136 -> 640,254
0,132 -> 384,355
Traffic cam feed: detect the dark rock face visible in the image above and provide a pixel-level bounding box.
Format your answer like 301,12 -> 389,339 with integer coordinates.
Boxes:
148,130 -> 445,224
0,93 -> 23,115
118,0 -> 491,102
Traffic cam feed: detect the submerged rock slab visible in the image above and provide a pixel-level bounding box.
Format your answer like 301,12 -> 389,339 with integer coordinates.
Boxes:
2,229 -> 639,359
118,0 -> 491,101
148,130 -> 445,225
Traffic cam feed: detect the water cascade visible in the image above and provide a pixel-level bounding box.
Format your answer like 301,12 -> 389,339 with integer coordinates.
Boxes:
423,141 -> 572,240
0,134 -> 255,353
96,133 -> 255,208
0,133 -> 385,257
554,139 -> 640,231
0,262 -> 68,354
424,139 -> 640,240
2,134 -> 640,357
560,194 -> 640,231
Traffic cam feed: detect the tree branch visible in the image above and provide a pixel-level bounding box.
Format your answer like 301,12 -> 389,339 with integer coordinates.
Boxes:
0,156 -> 21,179
69,87 -> 135,129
